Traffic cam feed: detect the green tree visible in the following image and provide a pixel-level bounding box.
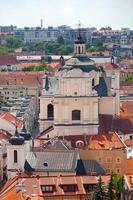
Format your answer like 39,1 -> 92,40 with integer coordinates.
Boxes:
57,35 -> 65,45
6,37 -> 22,49
92,176 -> 105,200
112,174 -> 123,200
0,45 -> 13,55
0,95 -> 3,108
22,64 -> 53,72
105,173 -> 115,200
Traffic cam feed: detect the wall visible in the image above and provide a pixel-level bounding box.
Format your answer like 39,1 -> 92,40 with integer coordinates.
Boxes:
80,149 -> 127,175
99,97 -> 116,115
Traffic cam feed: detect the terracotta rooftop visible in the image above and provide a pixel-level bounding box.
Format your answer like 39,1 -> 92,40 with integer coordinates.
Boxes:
99,114 -> 133,135
0,174 -> 105,199
0,72 -> 43,87
0,129 -> 12,140
88,132 -> 124,150
104,62 -> 119,71
86,51 -> 110,57
0,55 -> 17,66
0,112 -> 23,129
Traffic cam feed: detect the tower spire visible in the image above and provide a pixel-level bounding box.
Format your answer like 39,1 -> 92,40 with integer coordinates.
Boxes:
74,21 -> 86,56
78,20 -> 81,37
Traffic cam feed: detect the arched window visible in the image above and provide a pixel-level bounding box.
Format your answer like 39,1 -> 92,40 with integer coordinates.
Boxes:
92,78 -> 95,87
78,46 -> 81,54
14,150 -> 18,163
72,110 -> 81,120
47,104 -> 54,120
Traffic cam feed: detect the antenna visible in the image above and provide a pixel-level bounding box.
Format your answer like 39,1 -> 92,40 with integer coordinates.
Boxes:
40,19 -> 43,29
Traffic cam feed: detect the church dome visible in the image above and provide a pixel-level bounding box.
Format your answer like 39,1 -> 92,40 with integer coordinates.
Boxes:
19,124 -> 31,141
9,127 -> 24,145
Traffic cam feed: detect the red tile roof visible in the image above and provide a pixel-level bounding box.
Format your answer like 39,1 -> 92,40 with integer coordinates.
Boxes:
0,72 -> 44,87
0,129 -> 12,140
104,62 -> 119,71
0,188 -> 24,200
0,55 -> 17,66
99,114 -> 133,135
0,174 -> 103,199
88,132 -> 124,150
86,51 -> 110,57
0,112 -> 23,129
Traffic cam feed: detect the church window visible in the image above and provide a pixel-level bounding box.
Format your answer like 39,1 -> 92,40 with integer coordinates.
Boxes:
76,140 -> 84,148
78,46 -> 81,54
72,110 -> 81,120
14,150 -> 18,163
92,78 -> 95,87
82,46 -> 84,53
47,104 -> 54,120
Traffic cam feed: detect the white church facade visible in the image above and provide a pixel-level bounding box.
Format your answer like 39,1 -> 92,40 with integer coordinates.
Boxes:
39,35 -> 120,138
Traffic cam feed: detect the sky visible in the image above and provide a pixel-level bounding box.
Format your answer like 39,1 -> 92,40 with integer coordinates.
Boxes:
0,0 -> 133,29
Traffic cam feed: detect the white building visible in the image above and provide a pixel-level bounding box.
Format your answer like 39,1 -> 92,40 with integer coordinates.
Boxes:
6,126 -> 32,179
39,35 -> 120,138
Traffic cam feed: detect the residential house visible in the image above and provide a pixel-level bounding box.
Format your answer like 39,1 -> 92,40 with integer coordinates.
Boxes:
0,55 -> 19,71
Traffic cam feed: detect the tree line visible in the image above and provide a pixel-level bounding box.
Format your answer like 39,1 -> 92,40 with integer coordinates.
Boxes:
0,35 -> 106,55
92,173 -> 123,200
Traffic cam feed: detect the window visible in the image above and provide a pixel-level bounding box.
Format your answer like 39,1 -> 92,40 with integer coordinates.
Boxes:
76,140 -> 84,148
116,168 -> 121,174
78,46 -> 81,54
106,157 -> 111,163
41,185 -> 54,193
130,135 -> 133,140
63,185 -> 76,192
14,150 -> 18,163
47,32 -> 51,37
116,157 -> 121,163
92,78 -> 95,87
47,104 -> 54,120
106,168 -> 111,174
84,184 -> 95,192
72,110 -> 81,121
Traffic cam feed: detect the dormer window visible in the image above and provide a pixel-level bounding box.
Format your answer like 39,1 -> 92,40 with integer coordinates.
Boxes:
63,184 -> 76,192
41,185 -> 54,193
84,184 -> 95,193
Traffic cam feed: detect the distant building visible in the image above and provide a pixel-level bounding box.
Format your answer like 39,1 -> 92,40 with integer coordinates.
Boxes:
0,96 -> 38,132
0,72 -> 43,99
0,55 -> 19,71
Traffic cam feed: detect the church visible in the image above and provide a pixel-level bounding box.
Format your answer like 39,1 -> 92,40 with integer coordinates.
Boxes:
39,35 -> 120,137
